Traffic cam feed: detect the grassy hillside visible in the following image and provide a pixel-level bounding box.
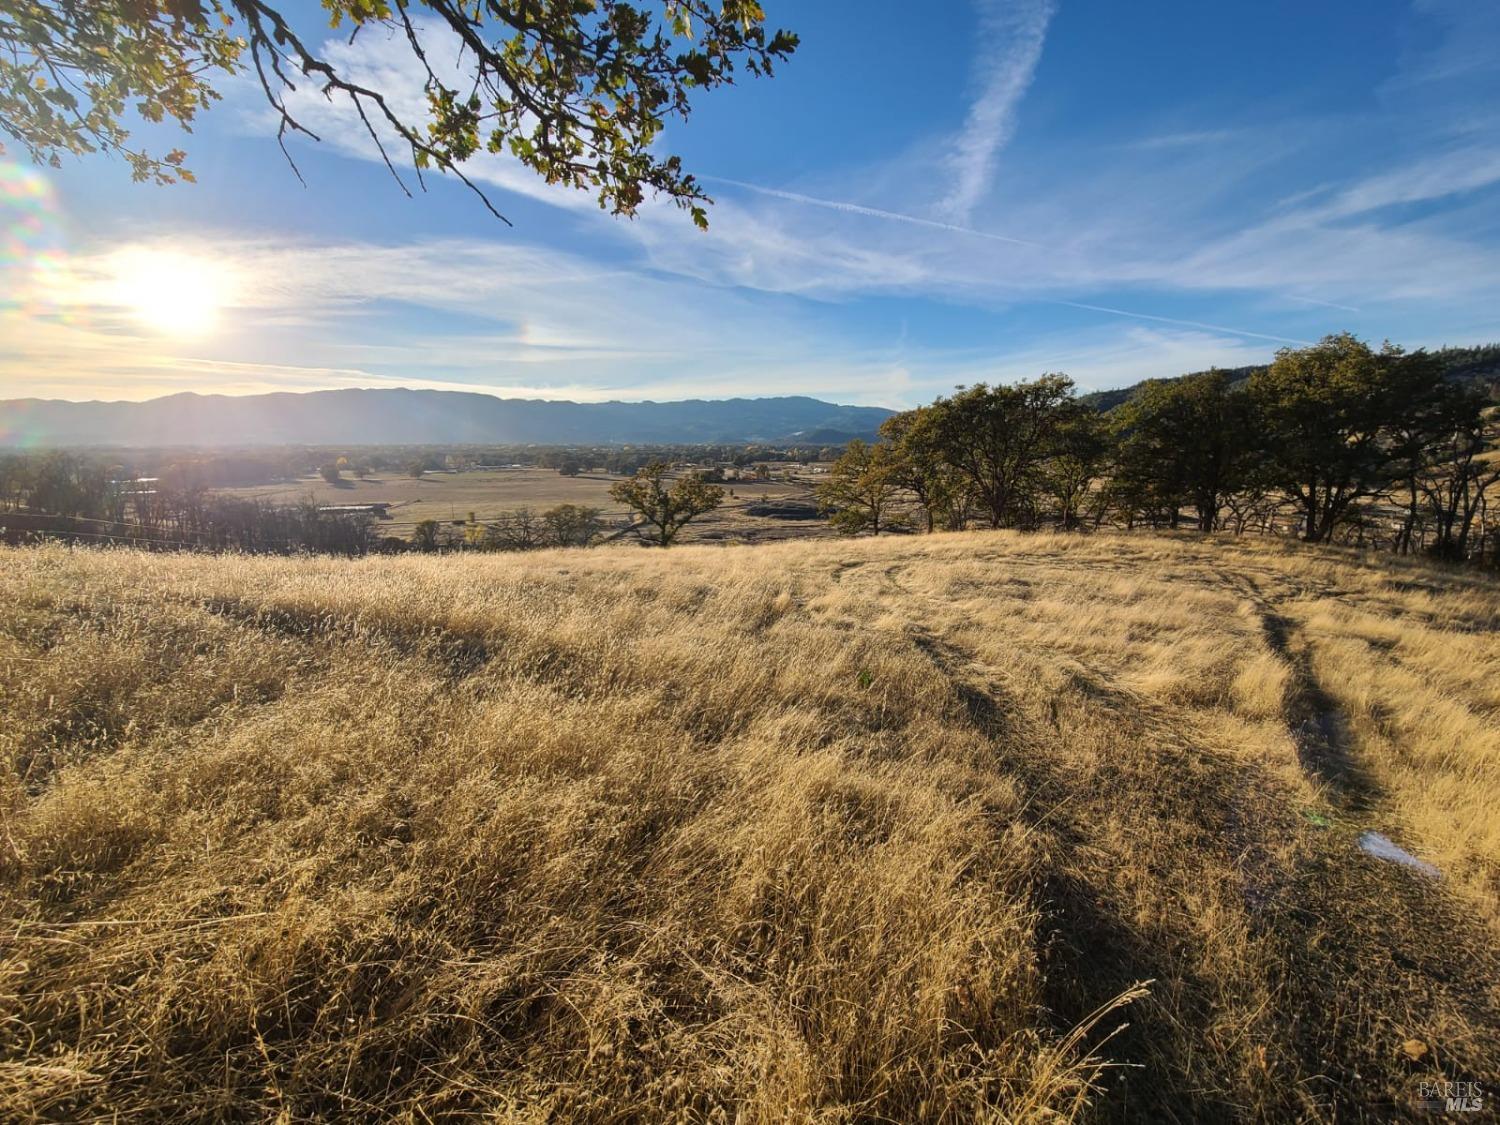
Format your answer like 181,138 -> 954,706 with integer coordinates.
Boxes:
2,534 -> 1498,1121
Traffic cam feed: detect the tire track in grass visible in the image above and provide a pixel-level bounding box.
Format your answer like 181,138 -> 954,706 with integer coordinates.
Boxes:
854,556 -> 1301,1118
1230,574 -> 1377,808
1218,572 -> 1500,1118
860,550 -> 1500,1120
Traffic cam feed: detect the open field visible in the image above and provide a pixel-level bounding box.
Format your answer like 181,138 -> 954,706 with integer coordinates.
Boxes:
2,532 -> 1498,1120
220,469 -> 835,543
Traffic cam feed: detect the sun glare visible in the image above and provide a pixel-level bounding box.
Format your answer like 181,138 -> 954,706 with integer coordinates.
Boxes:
110,249 -> 230,337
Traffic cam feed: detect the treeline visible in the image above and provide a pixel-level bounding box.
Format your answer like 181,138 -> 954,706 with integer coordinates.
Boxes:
0,450 -> 315,497
818,333 -> 1500,565
1,441 -> 841,495
0,453 -> 373,554
0,452 -> 732,556
409,465 -> 729,551
0,501 -> 374,555
339,441 -> 835,477
409,505 -> 610,552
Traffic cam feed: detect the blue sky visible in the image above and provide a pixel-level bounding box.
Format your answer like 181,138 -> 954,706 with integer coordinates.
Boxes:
3,0 -> 1499,406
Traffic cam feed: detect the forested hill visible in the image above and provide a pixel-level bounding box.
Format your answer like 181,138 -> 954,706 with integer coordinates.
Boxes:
0,389 -> 893,448
1079,343 -> 1500,412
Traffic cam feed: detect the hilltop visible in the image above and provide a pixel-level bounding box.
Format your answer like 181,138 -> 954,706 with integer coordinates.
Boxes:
0,390 -> 894,449
2,531 -> 1497,1120
1078,343 -> 1500,412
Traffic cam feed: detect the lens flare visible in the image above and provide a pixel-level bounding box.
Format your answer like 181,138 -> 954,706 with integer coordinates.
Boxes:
1,162 -> 76,446
1,161 -> 71,320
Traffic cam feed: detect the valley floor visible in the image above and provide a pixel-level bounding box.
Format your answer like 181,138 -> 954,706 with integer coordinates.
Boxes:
1,532 -> 1497,1121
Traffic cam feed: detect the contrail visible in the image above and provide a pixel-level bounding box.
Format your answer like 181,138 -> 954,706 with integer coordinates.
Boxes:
1054,301 -> 1313,346
942,0 -> 1056,222
708,178 -> 1312,348
1285,294 -> 1363,314
704,176 -> 1041,248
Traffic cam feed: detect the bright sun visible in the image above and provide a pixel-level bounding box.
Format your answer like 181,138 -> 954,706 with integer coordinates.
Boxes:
110,249 -> 230,337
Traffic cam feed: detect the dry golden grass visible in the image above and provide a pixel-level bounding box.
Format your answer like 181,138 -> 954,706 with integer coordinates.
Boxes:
1,531 -> 1497,1121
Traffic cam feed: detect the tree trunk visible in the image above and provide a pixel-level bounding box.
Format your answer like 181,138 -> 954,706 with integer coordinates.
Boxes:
1398,475 -> 1419,554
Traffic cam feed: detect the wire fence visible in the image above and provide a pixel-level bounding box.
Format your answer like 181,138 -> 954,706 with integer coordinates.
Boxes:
3,527 -> 202,547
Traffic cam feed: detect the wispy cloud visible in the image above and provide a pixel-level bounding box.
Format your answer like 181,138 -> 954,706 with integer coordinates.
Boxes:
703,176 -> 1039,246
1391,0 -> 1500,88
1,234 -> 935,405
1123,129 -> 1237,151
1053,301 -> 1312,346
976,325 -> 1276,388
221,7 -> 1500,320
7,228 -> 1332,404
17,0 -> 1500,405
1284,294 -> 1363,314
941,0 -> 1055,222
1291,145 -> 1500,223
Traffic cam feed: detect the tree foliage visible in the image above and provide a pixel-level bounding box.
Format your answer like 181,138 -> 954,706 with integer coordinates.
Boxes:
1251,334 -> 1411,542
878,407 -> 971,532
542,502 -> 603,547
0,0 -> 240,183
411,517 -> 440,551
923,374 -> 1081,529
1113,371 -> 1252,532
1044,407 -> 1110,531
0,0 -> 797,224
868,332 -> 1499,562
1415,386 -> 1500,559
815,439 -> 905,536
609,460 -> 723,545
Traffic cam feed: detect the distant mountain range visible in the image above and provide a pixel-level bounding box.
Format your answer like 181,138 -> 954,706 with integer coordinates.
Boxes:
0,389 -> 895,448
10,343 -> 1496,449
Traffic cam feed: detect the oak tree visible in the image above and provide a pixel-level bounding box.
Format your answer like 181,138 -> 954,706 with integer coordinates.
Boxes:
542,502 -> 602,547
411,517 -> 440,551
1113,370 -> 1253,532
816,439 -> 905,536
1250,334 -> 1400,542
878,406 -> 969,532
1044,406 -> 1109,531
610,460 -> 723,545
925,374 -> 1079,529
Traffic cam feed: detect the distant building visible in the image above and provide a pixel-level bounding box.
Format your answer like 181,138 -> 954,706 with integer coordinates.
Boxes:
318,503 -> 393,517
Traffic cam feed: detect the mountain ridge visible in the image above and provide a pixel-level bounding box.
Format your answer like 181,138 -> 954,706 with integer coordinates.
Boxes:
1078,343 -> 1500,412
0,388 -> 895,448
11,341 -> 1496,448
